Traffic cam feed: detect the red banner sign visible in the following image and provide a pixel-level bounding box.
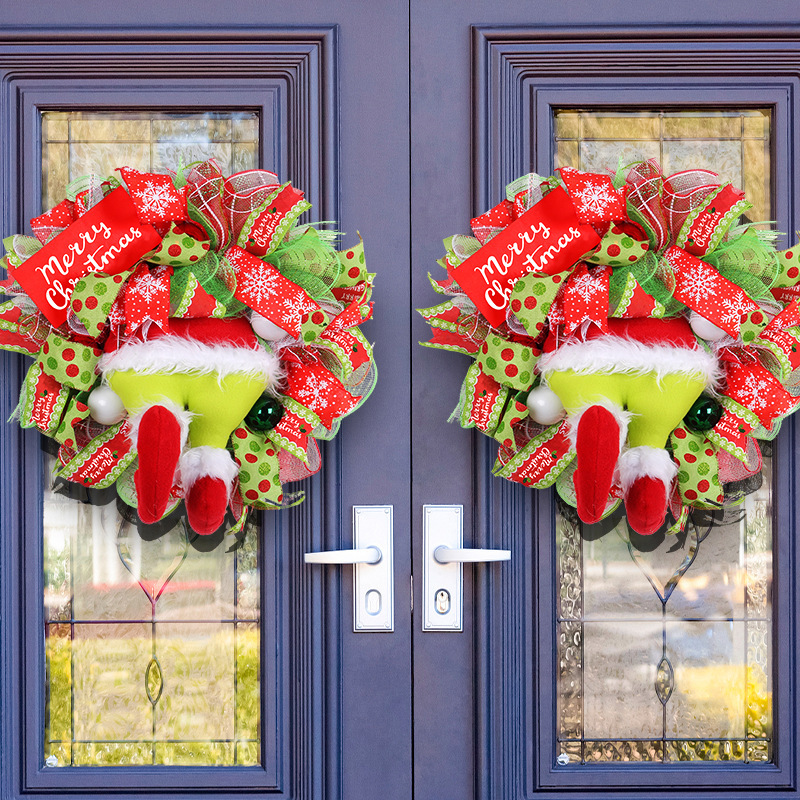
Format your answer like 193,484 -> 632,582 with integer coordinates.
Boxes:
10,187 -> 161,327
449,187 -> 600,327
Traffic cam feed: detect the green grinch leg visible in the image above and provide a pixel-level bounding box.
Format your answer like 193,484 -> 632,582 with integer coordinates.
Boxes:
545,369 -> 705,448
183,373 -> 267,448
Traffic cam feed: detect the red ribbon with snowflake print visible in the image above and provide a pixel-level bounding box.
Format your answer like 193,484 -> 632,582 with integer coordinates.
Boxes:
227,245 -> 323,337
665,246 -> 759,337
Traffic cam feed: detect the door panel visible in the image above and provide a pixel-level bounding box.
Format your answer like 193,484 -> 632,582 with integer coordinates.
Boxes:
0,6 -> 411,800
412,4 -> 800,799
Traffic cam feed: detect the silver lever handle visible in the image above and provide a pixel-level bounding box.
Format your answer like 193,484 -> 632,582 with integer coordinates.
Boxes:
304,546 -> 382,565
433,546 -> 511,564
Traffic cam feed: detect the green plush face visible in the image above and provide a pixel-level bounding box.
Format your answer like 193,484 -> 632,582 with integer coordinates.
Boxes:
546,369 -> 707,449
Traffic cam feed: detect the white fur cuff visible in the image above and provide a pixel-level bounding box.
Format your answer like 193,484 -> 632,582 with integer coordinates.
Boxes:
618,446 -> 678,492
566,401 -> 633,452
180,446 -> 239,491
127,400 -> 193,450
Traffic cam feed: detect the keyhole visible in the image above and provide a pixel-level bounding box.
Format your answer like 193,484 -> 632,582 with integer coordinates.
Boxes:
435,589 -> 450,614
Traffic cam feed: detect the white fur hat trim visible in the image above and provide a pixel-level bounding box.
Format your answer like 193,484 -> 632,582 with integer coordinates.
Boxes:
180,446 -> 239,492
618,446 -> 678,493
100,339 -> 282,386
538,336 -> 720,387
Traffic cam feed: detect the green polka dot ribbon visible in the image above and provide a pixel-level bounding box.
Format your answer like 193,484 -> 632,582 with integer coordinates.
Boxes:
476,333 -> 537,392
670,426 -> 723,509
37,333 -> 101,392
508,272 -> 562,338
231,426 -> 284,506
71,270 -> 131,337
586,225 -> 650,268
336,241 -> 368,287
54,392 -> 91,450
147,222 -> 212,266
492,395 -> 528,448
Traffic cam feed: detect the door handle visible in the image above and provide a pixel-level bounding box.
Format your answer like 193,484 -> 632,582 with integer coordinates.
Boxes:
303,506 -> 393,632
433,546 -> 510,564
423,504 -> 510,631
304,546 -> 382,565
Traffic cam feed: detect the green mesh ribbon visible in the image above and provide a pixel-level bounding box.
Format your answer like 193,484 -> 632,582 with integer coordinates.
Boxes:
704,228 -> 779,300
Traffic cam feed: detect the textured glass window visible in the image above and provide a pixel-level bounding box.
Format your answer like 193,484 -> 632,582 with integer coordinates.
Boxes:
41,111 -> 261,767
552,108 -> 773,764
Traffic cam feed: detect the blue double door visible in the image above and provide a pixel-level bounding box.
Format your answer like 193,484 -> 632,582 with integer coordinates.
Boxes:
3,2 -> 800,800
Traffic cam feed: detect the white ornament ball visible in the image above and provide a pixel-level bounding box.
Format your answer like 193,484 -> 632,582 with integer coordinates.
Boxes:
525,385 -> 565,426
87,385 -> 127,426
251,313 -> 288,341
689,312 -> 727,342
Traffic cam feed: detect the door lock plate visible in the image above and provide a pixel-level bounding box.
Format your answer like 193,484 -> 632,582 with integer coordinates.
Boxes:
353,505 -> 393,632
422,504 -> 464,631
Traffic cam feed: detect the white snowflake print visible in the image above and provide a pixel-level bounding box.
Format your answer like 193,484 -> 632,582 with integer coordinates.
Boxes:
107,301 -> 126,329
737,373 -> 770,411
130,271 -> 164,303
719,297 -> 749,329
566,271 -> 600,303
281,295 -> 317,330
134,181 -> 176,217
241,264 -> 281,305
573,181 -> 617,216
295,374 -> 331,410
677,263 -> 718,304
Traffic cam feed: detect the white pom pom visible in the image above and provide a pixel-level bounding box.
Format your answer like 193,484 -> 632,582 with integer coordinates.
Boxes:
689,312 -> 727,342
87,385 -> 127,425
251,313 -> 288,341
525,385 -> 565,425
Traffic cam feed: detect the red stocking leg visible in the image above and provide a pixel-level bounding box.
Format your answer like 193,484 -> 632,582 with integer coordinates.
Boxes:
181,447 -> 239,535
133,405 -> 185,524
571,404 -> 627,525
619,446 -> 677,535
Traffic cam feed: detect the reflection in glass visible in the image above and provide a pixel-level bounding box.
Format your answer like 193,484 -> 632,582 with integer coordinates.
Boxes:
40,111 -> 262,767
552,108 -> 773,764
553,109 -> 771,224
41,111 -> 259,210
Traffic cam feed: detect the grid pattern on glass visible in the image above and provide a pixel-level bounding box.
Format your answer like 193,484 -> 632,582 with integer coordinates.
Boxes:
552,108 -> 773,765
41,110 -> 261,768
554,110 -> 771,224
44,485 -> 262,767
41,111 -> 259,209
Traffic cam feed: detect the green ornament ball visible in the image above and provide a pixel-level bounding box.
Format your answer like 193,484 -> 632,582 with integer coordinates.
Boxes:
245,394 -> 285,433
683,394 -> 723,433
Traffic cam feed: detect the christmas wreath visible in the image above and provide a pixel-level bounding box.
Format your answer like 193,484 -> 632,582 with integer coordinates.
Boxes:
1,160 -> 375,535
420,161 -> 800,535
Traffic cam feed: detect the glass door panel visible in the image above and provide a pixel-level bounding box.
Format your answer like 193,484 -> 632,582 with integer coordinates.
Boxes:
41,110 -> 262,768
552,107 -> 773,765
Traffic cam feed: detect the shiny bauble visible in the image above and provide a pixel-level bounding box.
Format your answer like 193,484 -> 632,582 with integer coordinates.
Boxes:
87,385 -> 127,426
245,394 -> 285,432
689,312 -> 727,342
683,394 -> 724,432
525,385 -> 565,426
250,313 -> 288,341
